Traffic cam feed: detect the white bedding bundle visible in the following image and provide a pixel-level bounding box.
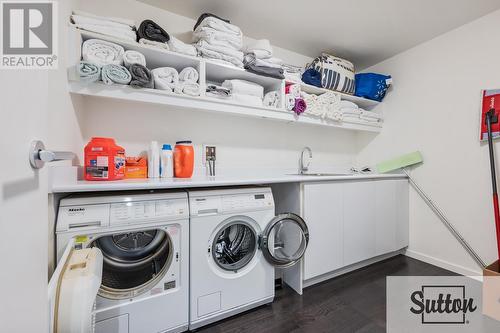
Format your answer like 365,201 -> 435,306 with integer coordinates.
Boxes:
222,79 -> 264,99
71,11 -> 136,42
151,67 -> 179,91
123,50 -> 146,68
82,39 -> 124,67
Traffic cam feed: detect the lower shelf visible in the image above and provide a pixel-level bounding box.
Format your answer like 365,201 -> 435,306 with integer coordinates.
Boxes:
68,81 -> 382,133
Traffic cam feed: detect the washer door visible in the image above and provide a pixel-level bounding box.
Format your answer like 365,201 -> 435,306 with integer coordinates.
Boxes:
261,213 -> 309,268
211,216 -> 258,272
92,229 -> 172,299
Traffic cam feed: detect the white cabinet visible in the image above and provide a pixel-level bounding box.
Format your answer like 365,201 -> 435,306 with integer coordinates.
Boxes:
302,182 -> 344,280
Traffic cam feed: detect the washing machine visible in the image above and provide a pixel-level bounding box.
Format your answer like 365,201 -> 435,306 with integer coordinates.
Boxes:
49,191 -> 189,333
188,187 -> 309,329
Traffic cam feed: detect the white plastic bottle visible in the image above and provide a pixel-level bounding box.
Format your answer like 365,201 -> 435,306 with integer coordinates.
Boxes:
160,144 -> 174,178
148,141 -> 160,178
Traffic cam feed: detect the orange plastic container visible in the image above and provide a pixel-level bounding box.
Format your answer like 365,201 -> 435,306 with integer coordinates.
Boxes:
84,137 -> 125,181
174,141 -> 194,178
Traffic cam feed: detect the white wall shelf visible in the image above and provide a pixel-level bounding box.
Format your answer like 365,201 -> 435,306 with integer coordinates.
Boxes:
68,27 -> 382,133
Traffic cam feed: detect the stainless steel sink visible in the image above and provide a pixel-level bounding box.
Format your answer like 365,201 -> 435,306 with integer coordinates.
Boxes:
288,173 -> 355,176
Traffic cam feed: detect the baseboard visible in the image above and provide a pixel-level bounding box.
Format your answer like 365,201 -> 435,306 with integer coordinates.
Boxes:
404,249 -> 482,278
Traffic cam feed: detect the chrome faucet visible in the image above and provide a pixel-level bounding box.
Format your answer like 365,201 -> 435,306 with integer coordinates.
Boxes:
299,147 -> 312,174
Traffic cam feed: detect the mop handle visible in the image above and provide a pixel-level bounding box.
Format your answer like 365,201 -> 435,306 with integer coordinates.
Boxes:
402,168 -> 487,269
486,109 -> 500,261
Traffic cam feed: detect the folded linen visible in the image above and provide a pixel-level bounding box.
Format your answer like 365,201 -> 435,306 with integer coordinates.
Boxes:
206,84 -> 231,98
244,39 -> 274,59
195,16 -> 242,37
339,100 -> 359,109
197,47 -> 244,68
192,27 -> 242,50
243,53 -> 282,70
72,10 -> 135,28
174,82 -> 200,96
285,84 -> 301,99
123,50 -> 146,68
285,94 -> 295,111
222,79 -> 264,99
82,39 -> 124,67
129,63 -> 153,88
178,67 -> 199,83
263,91 -> 280,108
360,110 -> 384,121
232,93 -> 263,106
151,67 -> 178,91
302,68 -> 322,87
137,20 -> 170,43
244,63 -> 285,79
138,38 -> 169,50
101,64 -> 131,85
196,40 -> 244,60
194,13 -> 230,31
167,36 -> 197,57
78,61 -> 101,83
72,23 -> 137,41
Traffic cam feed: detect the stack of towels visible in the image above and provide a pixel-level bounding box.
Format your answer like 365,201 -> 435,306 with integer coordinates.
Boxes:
193,13 -> 244,68
136,19 -> 198,57
70,11 -> 137,42
243,39 -> 284,79
151,67 -> 200,96
221,79 -> 264,106
338,101 -> 384,124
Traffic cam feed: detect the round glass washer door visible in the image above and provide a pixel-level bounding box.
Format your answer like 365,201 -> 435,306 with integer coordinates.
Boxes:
211,216 -> 258,272
261,213 -> 309,268
92,228 -> 172,299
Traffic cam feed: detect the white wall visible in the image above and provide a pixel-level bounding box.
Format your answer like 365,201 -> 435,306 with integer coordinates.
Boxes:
356,9 -> 500,274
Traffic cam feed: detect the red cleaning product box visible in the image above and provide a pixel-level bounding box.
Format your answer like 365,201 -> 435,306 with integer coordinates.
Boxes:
84,137 -> 125,181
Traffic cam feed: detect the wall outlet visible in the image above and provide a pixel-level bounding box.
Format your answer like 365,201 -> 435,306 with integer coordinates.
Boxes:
202,144 -> 216,165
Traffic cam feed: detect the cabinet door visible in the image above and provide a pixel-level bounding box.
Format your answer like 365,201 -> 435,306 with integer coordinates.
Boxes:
395,179 -> 410,249
302,182 -> 343,280
375,180 -> 397,255
343,181 -> 377,266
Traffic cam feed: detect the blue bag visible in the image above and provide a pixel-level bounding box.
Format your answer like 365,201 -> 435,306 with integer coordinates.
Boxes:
354,73 -> 392,102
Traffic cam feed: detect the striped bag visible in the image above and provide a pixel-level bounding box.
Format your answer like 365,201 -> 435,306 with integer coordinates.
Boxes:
310,53 -> 355,95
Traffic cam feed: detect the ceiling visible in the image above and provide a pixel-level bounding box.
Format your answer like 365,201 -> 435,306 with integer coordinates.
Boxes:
139,0 -> 500,69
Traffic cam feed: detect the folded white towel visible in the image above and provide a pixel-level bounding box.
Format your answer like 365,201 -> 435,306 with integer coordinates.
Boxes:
167,36 -> 198,57
222,79 -> 264,99
339,100 -> 359,109
193,27 -> 242,50
263,91 -> 281,108
72,10 -> 135,28
123,50 -> 146,68
287,84 -> 301,99
196,40 -> 244,60
245,39 -> 273,59
232,93 -> 263,106
82,39 -> 124,67
151,67 -> 179,91
174,82 -> 200,96
178,67 -> 199,83
197,47 -> 244,68
139,38 -> 170,50
195,16 -> 242,37
244,54 -> 283,69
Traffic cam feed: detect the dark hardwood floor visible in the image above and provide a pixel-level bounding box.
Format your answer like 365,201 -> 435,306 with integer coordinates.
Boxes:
195,255 -> 456,333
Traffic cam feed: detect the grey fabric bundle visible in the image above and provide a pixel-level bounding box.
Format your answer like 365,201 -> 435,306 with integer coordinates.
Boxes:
101,64 -> 131,85
129,63 -> 153,88
78,61 -> 101,83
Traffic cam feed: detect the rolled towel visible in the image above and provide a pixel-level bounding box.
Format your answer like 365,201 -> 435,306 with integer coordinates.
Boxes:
167,36 -> 197,57
137,20 -> 170,43
179,67 -> 199,83
82,39 -> 124,67
293,98 -> 307,115
222,79 -> 264,99
151,67 -> 178,91
138,38 -> 169,50
129,63 -> 153,88
123,50 -> 146,69
78,61 -> 101,83
285,94 -> 295,111
263,91 -> 280,108
101,64 -> 131,85
174,82 -> 200,96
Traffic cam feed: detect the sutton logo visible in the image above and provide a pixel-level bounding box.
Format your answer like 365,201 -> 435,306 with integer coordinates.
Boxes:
1,1 -> 57,68
409,285 -> 477,324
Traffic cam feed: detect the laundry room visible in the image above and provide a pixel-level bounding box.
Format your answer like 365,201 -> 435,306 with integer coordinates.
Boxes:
2,0 -> 500,332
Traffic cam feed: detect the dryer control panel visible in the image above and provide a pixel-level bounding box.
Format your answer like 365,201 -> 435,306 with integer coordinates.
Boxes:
110,199 -> 187,225
190,191 -> 274,216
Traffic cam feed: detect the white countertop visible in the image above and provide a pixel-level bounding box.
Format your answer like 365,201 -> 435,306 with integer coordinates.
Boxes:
50,171 -> 407,193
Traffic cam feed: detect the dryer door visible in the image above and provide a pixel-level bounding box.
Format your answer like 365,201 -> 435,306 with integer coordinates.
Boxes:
261,213 -> 309,268
48,238 -> 103,333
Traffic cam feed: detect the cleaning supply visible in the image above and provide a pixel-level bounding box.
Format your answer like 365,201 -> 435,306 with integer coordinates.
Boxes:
376,151 -> 486,268
125,156 -> 147,179
174,141 -> 194,178
148,141 -> 160,178
84,137 -> 125,181
160,144 -> 174,178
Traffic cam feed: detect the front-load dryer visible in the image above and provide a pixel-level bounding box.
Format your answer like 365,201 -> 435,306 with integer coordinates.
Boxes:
188,187 -> 309,330
49,191 -> 189,333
